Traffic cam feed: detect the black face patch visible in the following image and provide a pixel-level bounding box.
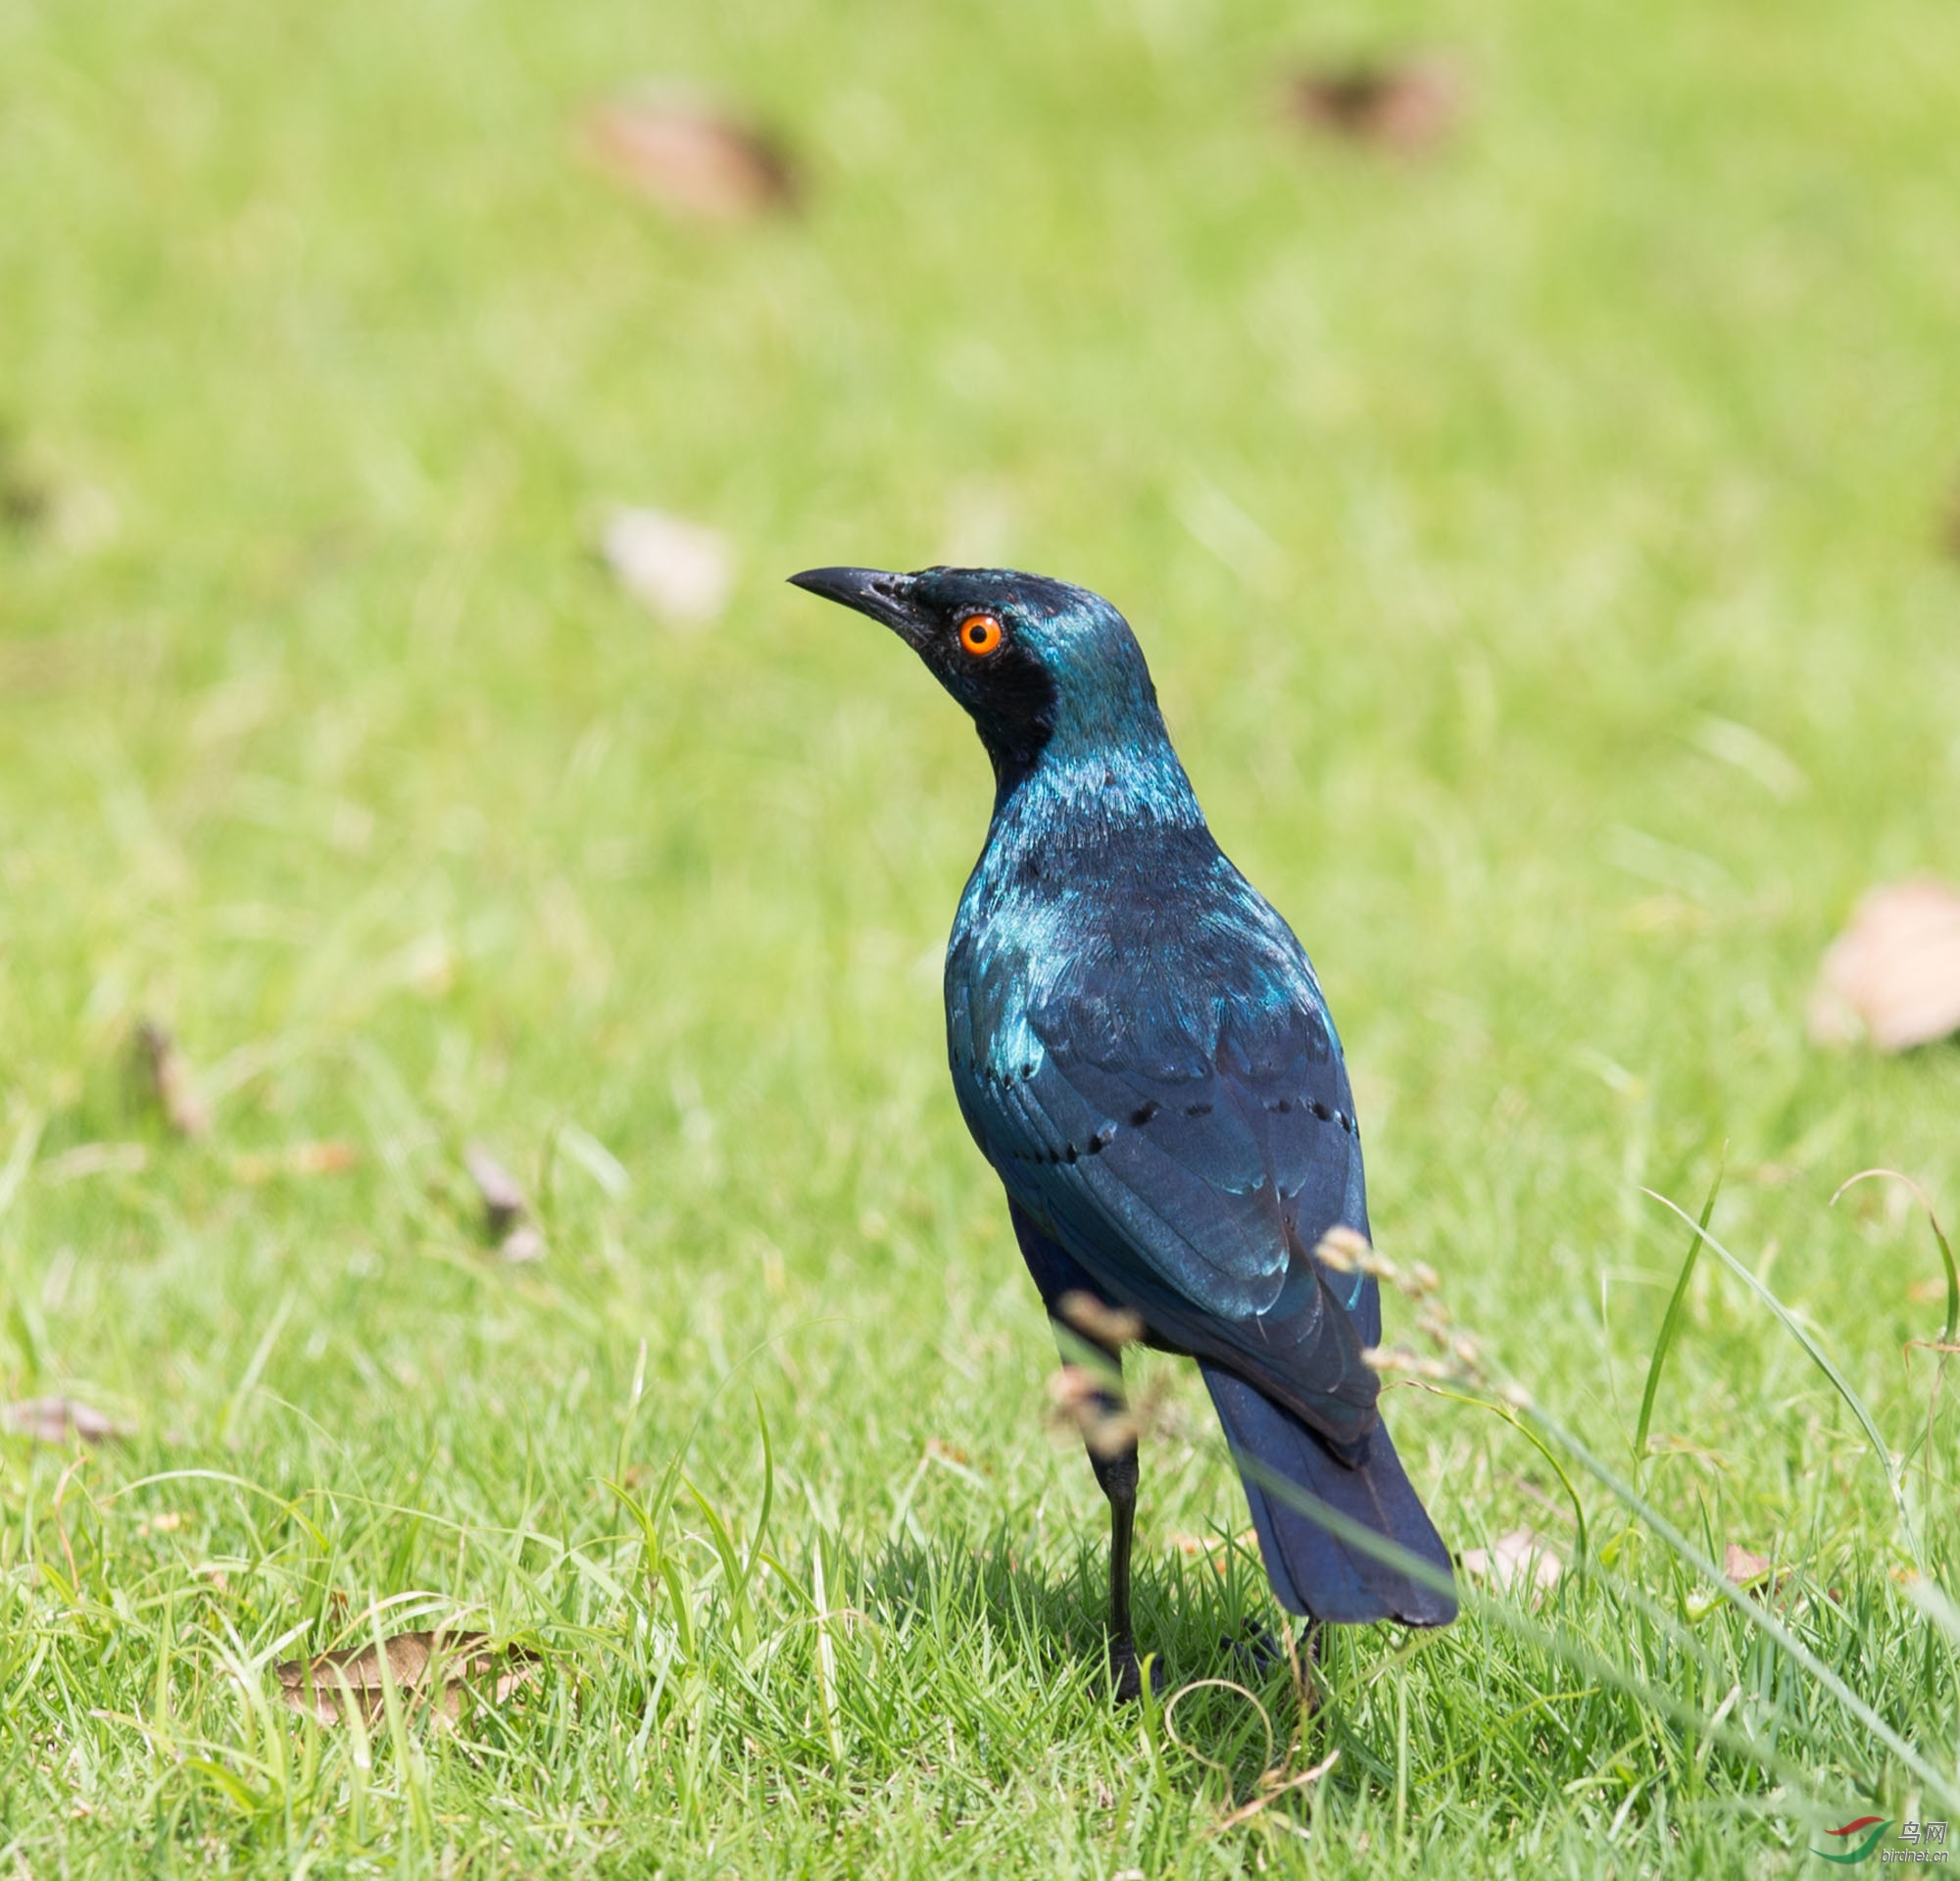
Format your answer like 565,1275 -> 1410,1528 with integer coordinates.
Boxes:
923,611 -> 1057,791
956,637 -> 1057,784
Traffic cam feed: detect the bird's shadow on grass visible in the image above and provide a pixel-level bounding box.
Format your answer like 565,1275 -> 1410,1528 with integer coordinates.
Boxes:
859,1523 -> 1320,1783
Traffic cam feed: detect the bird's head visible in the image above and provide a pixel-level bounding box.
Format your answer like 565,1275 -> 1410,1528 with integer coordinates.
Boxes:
788,565 -> 1166,790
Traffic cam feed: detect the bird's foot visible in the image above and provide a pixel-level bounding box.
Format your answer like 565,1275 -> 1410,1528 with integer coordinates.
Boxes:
1107,1637 -> 1164,1704
1220,1626 -> 1286,1677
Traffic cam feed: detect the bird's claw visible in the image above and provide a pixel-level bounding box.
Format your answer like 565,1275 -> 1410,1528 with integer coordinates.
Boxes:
1108,1639 -> 1164,1704
1221,1626 -> 1286,1676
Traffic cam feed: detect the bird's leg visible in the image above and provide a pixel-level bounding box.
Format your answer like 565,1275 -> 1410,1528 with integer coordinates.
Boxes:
1044,1279 -> 1159,1702
1090,1433 -> 1152,1702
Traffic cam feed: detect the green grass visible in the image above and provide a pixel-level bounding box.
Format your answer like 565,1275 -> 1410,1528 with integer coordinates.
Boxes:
4,0 -> 1960,1870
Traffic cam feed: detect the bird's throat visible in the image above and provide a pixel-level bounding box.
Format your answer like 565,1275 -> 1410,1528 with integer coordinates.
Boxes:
979,730 -> 1208,899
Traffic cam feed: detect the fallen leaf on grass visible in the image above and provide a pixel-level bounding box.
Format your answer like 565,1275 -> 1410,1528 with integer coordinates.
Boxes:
0,429 -> 51,532
598,506 -> 735,627
465,1144 -> 527,1234
1460,1526 -> 1560,1595
1,1397 -> 131,1444
1686,1545 -> 1793,1619
583,88 -> 798,220
1289,58 -> 1461,152
40,1142 -> 149,1183
495,1224 -> 547,1263
231,1141 -> 359,1185
1809,878 -> 1960,1052
1723,1543 -> 1788,1591
275,1629 -> 540,1725
463,1144 -> 546,1262
0,432 -> 118,553
133,1019 -> 210,1136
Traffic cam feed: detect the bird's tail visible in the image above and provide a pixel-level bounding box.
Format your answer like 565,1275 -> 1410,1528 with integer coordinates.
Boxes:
1200,1363 -> 1456,1626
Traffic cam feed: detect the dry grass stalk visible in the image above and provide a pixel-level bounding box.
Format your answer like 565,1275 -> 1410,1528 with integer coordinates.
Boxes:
1056,1289 -> 1145,1349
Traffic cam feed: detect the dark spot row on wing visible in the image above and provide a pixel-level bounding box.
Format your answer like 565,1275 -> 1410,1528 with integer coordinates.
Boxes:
1006,1128 -> 1114,1167
960,1042 -> 1357,1135
954,1050 -> 1040,1085
979,1071 -> 1358,1167
1263,1094 -> 1355,1134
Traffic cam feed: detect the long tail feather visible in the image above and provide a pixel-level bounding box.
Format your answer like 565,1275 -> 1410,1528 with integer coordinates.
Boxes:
1201,1364 -> 1456,1626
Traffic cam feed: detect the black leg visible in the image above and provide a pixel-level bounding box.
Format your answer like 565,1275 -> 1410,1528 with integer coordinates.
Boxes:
1090,1438 -> 1147,1701
1013,1209 -> 1161,1706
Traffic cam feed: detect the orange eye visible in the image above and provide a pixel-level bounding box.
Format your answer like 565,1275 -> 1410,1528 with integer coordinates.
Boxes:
957,613 -> 1004,657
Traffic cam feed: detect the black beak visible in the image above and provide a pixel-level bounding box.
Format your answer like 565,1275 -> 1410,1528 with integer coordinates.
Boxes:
787,566 -> 927,645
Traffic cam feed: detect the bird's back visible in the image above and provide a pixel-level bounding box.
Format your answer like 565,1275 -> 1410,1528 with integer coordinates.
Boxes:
945,788 -> 1384,1447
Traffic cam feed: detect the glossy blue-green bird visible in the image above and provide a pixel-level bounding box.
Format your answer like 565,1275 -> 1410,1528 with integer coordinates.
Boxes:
790,564 -> 1455,1697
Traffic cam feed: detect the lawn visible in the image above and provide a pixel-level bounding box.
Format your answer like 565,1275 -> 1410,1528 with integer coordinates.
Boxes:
3,0 -> 1959,1871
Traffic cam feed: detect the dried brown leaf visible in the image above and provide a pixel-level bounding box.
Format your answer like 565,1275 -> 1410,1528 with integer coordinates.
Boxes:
0,436 -> 51,532
133,1020 -> 210,1136
597,506 -> 735,627
496,1224 -> 548,1264
584,89 -> 797,221
275,1628 -> 540,1725
1,1397 -> 131,1444
1056,1289 -> 1145,1349
40,1142 -> 149,1183
232,1140 -> 359,1185
0,432 -> 117,551
1810,878 -> 1960,1052
1460,1525 -> 1560,1595
1289,58 -> 1461,152
0,623 -> 145,696
465,1143 -> 528,1235
1723,1543 -> 1792,1594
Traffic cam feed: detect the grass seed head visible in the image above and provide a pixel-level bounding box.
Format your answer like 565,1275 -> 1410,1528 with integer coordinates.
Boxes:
1056,1290 -> 1145,1349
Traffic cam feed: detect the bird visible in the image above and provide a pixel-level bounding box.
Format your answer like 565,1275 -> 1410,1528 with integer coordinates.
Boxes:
789,564 -> 1456,1699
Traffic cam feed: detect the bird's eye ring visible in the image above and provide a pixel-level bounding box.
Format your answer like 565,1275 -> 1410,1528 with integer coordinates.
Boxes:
957,613 -> 1004,657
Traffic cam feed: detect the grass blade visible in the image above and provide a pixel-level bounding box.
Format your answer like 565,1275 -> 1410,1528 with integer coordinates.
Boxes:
1634,1152 -> 1723,1464
1833,1168 -> 1959,1347
1642,1188 -> 1922,1571
1230,1440 -> 1956,1812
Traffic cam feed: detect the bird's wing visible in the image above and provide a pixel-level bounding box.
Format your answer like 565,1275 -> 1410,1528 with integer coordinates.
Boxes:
949,895 -> 1382,1441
